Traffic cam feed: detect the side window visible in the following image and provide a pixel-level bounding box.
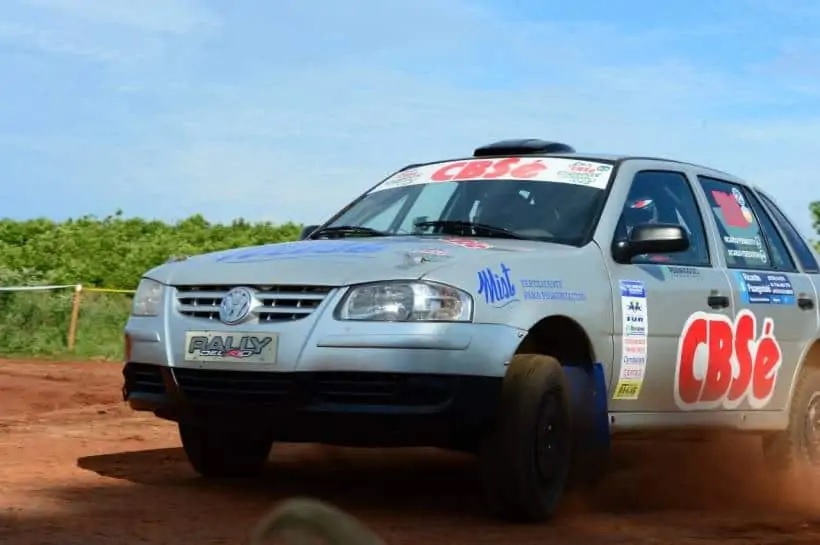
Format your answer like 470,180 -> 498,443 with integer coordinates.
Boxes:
697,176 -> 795,272
757,191 -> 820,273
615,170 -> 710,267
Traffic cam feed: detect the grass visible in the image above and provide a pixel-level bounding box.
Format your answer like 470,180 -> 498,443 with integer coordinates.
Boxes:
0,290 -> 131,361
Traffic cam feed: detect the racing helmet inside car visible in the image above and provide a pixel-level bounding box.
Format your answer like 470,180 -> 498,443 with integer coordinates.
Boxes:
624,197 -> 659,233
618,184 -> 706,263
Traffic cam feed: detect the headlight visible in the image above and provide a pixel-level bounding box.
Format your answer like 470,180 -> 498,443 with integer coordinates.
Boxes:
131,278 -> 164,317
336,281 -> 473,322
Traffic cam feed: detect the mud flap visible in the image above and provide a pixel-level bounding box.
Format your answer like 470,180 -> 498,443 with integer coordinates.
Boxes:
562,362 -> 610,486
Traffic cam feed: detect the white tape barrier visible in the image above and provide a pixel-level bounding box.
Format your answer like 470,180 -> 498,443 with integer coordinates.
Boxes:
0,284 -> 77,292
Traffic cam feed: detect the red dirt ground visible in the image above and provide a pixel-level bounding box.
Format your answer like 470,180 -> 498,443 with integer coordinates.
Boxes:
0,359 -> 819,545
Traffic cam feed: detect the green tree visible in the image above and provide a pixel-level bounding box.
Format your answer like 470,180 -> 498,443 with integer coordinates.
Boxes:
812,201 -> 820,251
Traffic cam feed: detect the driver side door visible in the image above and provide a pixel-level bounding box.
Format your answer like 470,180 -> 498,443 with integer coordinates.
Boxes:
605,169 -> 735,413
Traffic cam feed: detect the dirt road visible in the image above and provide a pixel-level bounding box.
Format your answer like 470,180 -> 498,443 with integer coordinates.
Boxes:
0,358 -> 818,545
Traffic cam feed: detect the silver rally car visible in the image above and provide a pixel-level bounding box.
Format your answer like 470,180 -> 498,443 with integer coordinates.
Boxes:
123,139 -> 820,522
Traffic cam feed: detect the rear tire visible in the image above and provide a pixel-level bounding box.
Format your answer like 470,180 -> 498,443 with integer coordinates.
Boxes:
179,422 -> 273,478
761,367 -> 820,476
478,354 -> 572,522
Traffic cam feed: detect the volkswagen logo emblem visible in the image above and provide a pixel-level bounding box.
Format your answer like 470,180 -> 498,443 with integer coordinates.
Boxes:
219,286 -> 258,325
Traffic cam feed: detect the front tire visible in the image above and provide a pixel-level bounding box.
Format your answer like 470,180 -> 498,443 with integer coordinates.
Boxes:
762,367 -> 820,475
179,422 -> 273,478
478,354 -> 572,522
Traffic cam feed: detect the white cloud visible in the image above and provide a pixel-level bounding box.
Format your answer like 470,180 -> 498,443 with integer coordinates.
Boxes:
0,0 -> 216,65
21,0 -> 218,34
0,19 -> 140,63
742,0 -> 820,19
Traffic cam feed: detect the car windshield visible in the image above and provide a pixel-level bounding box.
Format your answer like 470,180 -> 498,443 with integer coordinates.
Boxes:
320,156 -> 614,246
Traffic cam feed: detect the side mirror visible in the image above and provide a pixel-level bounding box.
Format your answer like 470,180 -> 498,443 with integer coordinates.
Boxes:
612,223 -> 690,264
299,224 -> 320,240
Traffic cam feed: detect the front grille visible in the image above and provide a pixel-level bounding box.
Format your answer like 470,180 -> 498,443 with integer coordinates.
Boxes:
175,284 -> 333,322
172,367 -> 293,404
314,373 -> 456,406
170,369 -> 457,407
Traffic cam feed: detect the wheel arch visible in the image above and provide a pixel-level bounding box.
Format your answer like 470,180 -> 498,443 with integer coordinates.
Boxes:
785,338 -> 820,413
513,314 -> 597,367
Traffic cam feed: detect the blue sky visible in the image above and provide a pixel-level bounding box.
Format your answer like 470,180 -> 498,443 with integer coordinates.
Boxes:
1,0 -> 819,239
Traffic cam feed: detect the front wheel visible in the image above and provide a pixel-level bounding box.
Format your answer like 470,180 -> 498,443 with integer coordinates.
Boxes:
179,422 -> 273,478
478,354 -> 573,522
761,367 -> 820,475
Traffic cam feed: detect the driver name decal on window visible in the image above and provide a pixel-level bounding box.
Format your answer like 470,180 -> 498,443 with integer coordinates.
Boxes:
709,188 -> 769,265
372,157 -> 614,193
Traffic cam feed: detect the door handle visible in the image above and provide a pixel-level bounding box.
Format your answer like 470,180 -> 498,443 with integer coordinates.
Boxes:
798,297 -> 815,311
707,295 -> 730,309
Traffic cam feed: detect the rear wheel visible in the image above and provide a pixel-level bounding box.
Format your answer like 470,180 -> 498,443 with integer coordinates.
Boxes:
762,367 -> 820,475
179,422 -> 273,478
478,354 -> 573,522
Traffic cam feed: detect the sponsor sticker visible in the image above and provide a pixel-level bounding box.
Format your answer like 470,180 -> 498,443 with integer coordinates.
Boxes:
710,188 -> 770,265
674,309 -> 781,410
666,265 -> 700,278
184,331 -> 278,364
554,161 -> 614,187
613,280 -> 648,400
398,248 -> 451,268
734,271 -> 796,305
713,189 -> 755,229
215,240 -> 387,263
519,278 -> 586,302
476,262 -> 519,308
440,237 -> 493,249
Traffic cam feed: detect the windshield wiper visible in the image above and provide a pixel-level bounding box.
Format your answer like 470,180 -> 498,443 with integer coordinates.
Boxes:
414,220 -> 524,240
310,225 -> 389,239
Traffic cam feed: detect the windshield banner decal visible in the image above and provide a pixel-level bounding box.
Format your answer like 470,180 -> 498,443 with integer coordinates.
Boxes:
371,157 -> 613,193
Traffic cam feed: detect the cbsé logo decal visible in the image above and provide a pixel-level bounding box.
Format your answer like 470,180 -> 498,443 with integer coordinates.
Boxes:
430,158 -> 548,182
674,309 -> 782,410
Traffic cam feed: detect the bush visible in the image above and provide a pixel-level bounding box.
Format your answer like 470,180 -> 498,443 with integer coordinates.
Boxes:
0,289 -> 131,360
0,213 -> 301,360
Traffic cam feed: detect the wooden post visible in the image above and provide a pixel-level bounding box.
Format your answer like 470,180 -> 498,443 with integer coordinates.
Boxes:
67,284 -> 83,352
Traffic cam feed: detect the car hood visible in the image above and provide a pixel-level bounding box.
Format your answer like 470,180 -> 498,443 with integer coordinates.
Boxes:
145,236 -> 579,287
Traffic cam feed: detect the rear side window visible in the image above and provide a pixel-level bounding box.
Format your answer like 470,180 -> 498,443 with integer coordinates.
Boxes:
757,191 -> 820,273
697,176 -> 796,272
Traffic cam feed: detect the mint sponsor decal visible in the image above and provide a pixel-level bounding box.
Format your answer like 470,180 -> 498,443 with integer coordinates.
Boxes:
476,263 -> 519,308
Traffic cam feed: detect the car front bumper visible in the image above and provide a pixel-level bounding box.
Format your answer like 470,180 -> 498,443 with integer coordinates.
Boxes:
123,289 -> 526,447
123,363 -> 506,447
